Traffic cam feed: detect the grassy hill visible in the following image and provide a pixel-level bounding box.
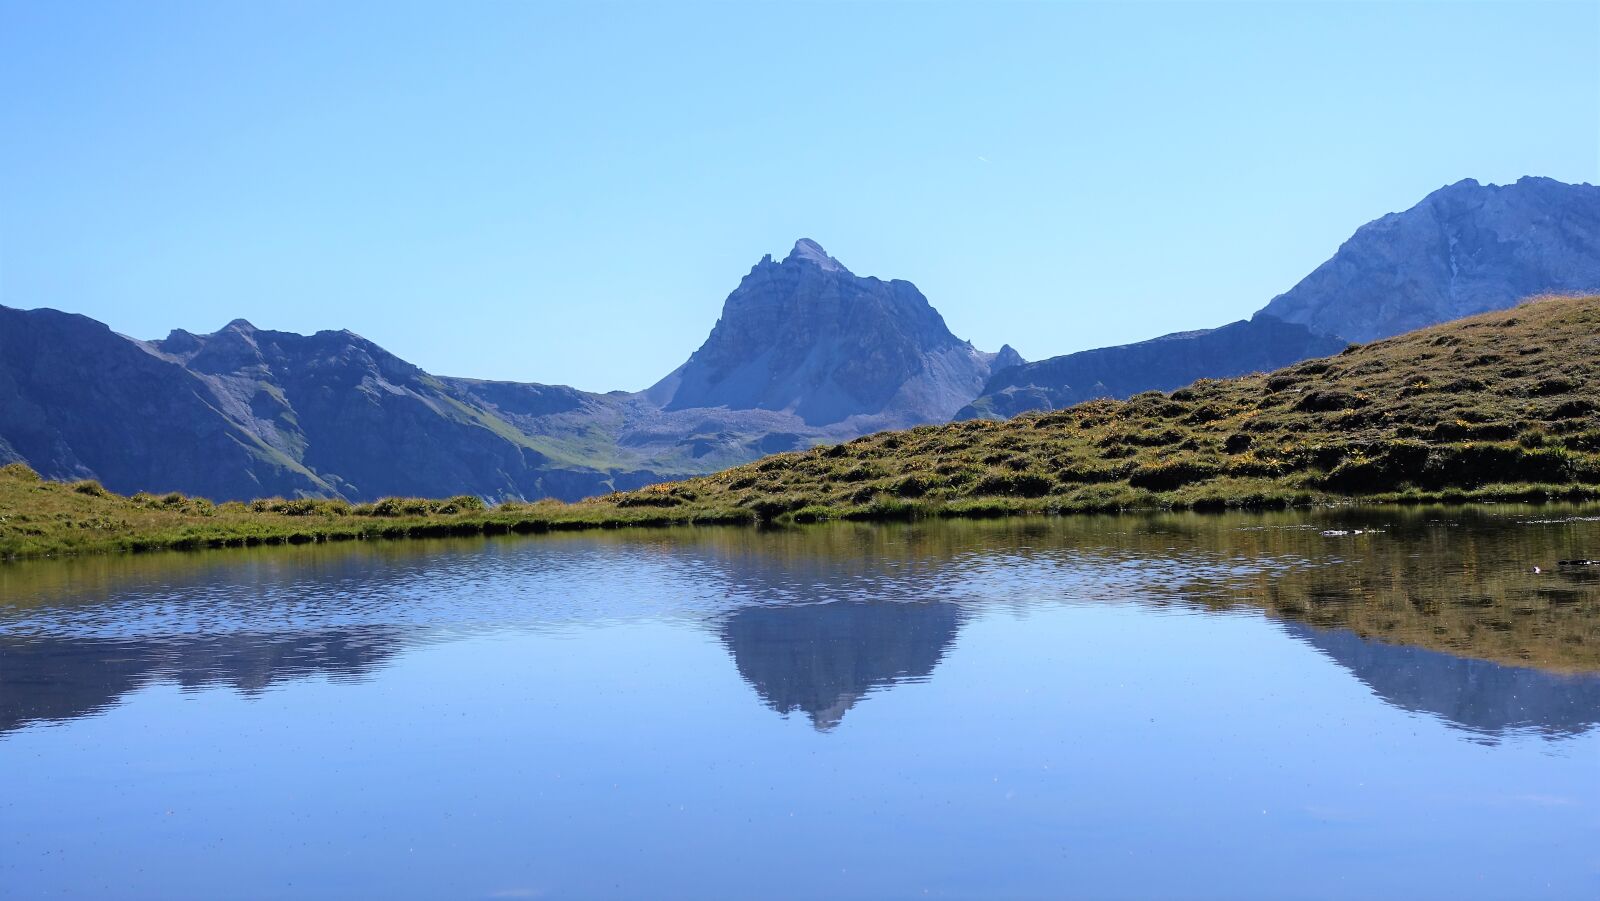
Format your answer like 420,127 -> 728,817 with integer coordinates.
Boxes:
3,294 -> 1599,560
604,293 -> 1600,521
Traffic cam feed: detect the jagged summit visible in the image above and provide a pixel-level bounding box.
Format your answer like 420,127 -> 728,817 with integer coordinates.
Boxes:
646,240 -> 1010,427
783,238 -> 848,273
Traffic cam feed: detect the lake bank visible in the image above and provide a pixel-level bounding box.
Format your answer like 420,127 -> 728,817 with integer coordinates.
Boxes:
5,459 -> 1600,562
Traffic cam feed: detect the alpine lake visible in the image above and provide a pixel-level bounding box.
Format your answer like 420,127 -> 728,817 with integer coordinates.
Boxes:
2,504 -> 1598,899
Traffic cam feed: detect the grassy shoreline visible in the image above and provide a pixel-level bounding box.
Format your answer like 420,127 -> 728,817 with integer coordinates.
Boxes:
4,460 -> 1600,562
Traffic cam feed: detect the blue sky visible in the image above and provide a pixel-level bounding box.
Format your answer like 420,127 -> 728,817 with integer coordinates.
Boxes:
2,2 -> 1597,391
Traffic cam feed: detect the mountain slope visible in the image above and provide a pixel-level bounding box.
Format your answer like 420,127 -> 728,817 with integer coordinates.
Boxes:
966,177 -> 1600,419
598,294 -> 1600,518
957,315 -> 1345,419
9,296 -> 1600,564
648,239 -> 1015,427
1261,177 -> 1600,342
0,307 -> 330,499
0,240 -> 1014,501
0,306 -> 683,502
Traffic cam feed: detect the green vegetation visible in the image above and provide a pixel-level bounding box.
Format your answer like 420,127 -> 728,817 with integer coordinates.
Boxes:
3,294 -> 1599,561
0,462 -> 756,560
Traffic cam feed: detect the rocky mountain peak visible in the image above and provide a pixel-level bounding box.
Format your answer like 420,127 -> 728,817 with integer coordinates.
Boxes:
783,238 -> 848,273
646,241 -> 1009,427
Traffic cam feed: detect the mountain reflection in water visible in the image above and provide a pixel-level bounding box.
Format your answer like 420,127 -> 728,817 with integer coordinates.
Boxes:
718,601 -> 963,730
2,505 -> 1598,740
1286,623 -> 1600,740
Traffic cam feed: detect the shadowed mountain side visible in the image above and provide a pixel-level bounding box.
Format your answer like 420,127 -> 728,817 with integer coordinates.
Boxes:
0,306 -> 930,503
717,600 -> 964,730
0,306 -> 332,500
1287,623 -> 1600,740
958,315 -> 1345,420
0,627 -> 403,736
0,241 -> 1015,501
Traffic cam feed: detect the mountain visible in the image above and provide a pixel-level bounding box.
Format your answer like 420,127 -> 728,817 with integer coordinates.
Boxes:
1261,177 -> 1600,342
964,177 -> 1600,419
648,239 -> 1017,428
718,600 -> 963,731
0,304 -> 807,501
0,240 -> 1012,502
595,294 -> 1600,523
0,306 -> 330,500
958,315 -> 1345,420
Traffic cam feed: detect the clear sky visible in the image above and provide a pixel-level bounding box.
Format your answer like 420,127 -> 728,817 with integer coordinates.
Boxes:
2,2 -> 1597,392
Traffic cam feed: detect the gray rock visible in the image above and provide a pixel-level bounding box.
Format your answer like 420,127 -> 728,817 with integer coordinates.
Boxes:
647,239 -> 1009,427
1261,176 -> 1600,342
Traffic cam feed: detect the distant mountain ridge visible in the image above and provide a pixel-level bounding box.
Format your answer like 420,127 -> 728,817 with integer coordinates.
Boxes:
962,176 -> 1600,419
0,240 -> 1015,501
6,177 -> 1597,499
1262,176 -> 1600,342
958,314 -> 1345,420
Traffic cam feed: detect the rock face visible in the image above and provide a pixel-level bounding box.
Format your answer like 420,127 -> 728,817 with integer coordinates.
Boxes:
0,239 -> 1017,501
1261,177 -> 1600,342
963,177 -> 1600,419
957,315 -> 1345,419
648,240 -> 1014,428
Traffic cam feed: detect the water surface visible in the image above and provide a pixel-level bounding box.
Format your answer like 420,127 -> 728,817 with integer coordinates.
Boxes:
3,507 -> 1598,898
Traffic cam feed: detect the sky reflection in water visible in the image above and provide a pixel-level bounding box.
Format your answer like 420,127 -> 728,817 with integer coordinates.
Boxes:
2,507 -> 1598,899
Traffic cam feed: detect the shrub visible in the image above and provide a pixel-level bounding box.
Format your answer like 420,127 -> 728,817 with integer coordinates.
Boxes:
615,493 -> 682,508
843,494 -> 919,521
365,497 -> 438,517
1128,461 -> 1219,491
1518,428 -> 1550,449
1546,399 -> 1597,420
0,462 -> 40,482
1421,443 -> 1575,488
1530,377 -> 1575,397
70,480 -> 109,497
891,474 -> 943,498
788,504 -> 837,524
1295,390 -> 1364,412
436,495 -> 486,514
972,470 -> 1053,498
745,495 -> 808,522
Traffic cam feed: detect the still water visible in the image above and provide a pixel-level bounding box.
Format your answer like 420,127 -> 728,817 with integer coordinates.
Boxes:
2,506 -> 1598,899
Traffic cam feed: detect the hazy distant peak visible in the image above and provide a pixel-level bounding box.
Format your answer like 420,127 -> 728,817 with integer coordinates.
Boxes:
783,238 -> 848,273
